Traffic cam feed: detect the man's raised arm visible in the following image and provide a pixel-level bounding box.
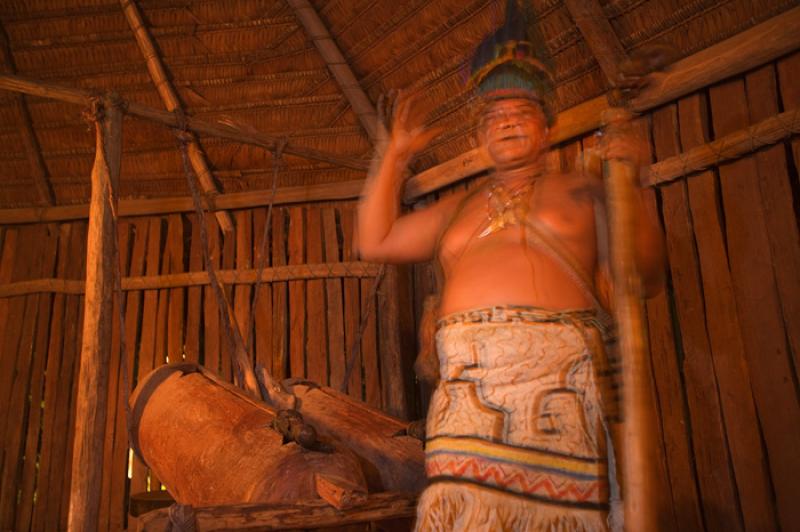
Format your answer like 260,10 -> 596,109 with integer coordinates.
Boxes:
356,94 -> 455,264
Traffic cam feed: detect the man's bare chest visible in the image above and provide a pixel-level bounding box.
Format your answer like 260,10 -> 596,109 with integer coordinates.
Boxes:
439,179 -> 599,268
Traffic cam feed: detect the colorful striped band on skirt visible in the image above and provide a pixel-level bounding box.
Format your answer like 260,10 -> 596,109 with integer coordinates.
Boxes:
426,436 -> 608,509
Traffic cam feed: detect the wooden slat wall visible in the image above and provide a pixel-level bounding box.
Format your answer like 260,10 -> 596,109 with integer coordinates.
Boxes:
0,201 -> 412,530
411,53 -> 800,531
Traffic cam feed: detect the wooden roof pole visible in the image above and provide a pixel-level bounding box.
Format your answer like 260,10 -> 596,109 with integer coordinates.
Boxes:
66,97 -> 122,532
403,4 -> 800,200
0,24 -> 54,205
120,0 -> 234,233
563,0 -> 627,84
285,0 -> 378,142
0,74 -> 369,170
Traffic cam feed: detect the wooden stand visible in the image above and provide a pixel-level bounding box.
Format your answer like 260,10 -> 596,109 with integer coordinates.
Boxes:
136,492 -> 417,531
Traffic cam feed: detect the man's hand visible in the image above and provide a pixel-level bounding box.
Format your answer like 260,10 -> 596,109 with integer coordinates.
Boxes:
596,123 -> 650,186
384,90 -> 443,165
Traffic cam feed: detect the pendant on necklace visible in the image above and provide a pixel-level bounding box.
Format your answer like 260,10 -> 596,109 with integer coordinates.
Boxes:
478,182 -> 532,238
479,208 -> 519,238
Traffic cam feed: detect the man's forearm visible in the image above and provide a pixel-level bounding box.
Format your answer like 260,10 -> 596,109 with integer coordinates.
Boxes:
357,144 -> 408,259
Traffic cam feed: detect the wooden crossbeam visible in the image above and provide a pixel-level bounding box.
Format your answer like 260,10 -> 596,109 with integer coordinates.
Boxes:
137,492 -> 417,531
0,179 -> 364,224
0,261 -> 383,298
1,102 -> 798,225
120,0 -> 234,232
0,74 -> 369,171
564,0 -> 627,84
0,23 -> 53,205
646,106 -> 800,186
403,5 -> 800,200
286,0 -> 379,142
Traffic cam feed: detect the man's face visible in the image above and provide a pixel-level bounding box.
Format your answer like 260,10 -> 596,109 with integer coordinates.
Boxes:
478,98 -> 548,168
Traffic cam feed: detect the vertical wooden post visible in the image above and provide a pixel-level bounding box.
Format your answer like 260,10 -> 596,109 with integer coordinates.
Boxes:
67,98 -> 122,532
603,108 -> 658,531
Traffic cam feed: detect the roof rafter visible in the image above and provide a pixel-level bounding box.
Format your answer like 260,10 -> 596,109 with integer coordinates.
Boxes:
0,74 -> 370,171
286,0 -> 378,142
119,0 -> 234,233
0,22 -> 53,205
564,0 -> 628,84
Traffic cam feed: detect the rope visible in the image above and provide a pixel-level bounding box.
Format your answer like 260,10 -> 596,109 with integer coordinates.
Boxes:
244,138 -> 286,356
339,263 -> 386,393
167,503 -> 197,532
175,118 -> 250,391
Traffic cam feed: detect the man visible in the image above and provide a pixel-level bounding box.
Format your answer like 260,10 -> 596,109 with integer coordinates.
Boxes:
357,3 -> 664,530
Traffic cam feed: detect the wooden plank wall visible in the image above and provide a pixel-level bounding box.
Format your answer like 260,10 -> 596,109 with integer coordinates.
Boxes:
0,201 -> 414,531
411,52 -> 800,531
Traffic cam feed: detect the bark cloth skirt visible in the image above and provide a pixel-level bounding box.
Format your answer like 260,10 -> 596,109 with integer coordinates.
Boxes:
415,305 -> 619,532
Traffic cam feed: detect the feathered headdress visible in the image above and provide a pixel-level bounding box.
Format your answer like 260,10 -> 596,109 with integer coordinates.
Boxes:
468,0 -> 555,122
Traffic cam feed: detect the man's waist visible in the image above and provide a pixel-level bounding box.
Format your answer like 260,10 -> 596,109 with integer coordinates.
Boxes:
436,304 -> 611,333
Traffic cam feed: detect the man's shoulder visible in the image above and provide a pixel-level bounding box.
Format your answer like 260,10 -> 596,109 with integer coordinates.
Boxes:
543,169 -> 603,201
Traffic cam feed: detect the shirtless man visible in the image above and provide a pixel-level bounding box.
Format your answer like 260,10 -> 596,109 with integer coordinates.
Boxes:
358,5 -> 663,527
358,96 -> 664,314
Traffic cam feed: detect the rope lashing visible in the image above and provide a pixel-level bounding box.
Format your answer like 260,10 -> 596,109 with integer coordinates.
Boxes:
244,137 -> 287,356
339,263 -> 386,393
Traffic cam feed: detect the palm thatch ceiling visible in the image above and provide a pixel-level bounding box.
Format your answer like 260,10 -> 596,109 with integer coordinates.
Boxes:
0,0 -> 794,208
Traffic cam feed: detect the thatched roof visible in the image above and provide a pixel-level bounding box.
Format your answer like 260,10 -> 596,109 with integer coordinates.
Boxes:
0,0 -> 794,208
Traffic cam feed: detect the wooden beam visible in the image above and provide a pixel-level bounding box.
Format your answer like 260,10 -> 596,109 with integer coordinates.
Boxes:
0,23 -> 54,205
647,106 -> 800,186
286,0 -> 378,142
564,0 -> 627,84
137,492 -> 417,531
0,262 -> 383,298
120,0 -> 234,232
66,98 -> 122,532
0,179 -> 364,224
404,5 -> 800,200
1,102 -> 797,224
0,74 -> 369,171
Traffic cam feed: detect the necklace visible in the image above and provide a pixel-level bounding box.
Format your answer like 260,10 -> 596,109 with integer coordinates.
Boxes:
478,180 -> 535,238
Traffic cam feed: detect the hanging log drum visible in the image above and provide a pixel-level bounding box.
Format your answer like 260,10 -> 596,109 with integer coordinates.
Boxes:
287,382 -> 426,493
129,363 -> 366,506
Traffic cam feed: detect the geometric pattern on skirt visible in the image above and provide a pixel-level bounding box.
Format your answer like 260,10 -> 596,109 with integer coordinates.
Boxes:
426,436 -> 609,509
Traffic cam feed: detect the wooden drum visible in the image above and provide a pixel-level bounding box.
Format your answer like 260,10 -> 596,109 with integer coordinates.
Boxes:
129,363 -> 366,506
